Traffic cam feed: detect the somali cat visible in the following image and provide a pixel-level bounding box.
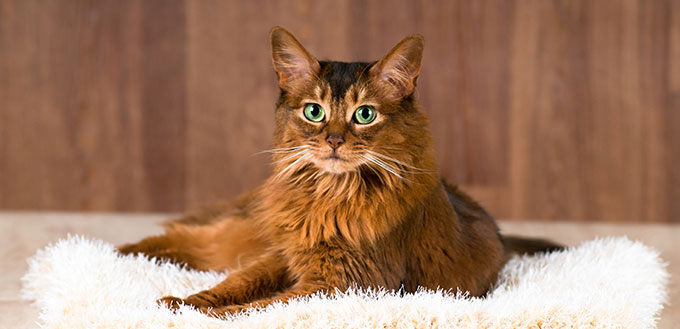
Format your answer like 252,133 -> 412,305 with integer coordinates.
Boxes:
119,27 -> 559,316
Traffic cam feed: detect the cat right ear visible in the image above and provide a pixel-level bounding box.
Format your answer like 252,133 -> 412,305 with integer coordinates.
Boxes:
270,27 -> 320,93
370,34 -> 424,101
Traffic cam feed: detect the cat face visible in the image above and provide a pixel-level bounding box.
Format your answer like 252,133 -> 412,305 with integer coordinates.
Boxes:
269,27 -> 432,182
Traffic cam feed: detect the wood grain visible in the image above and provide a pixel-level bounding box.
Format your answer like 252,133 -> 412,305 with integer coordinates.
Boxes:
0,0 -> 677,221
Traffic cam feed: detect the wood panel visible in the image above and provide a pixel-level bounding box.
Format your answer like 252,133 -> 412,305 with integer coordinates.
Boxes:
0,0 -> 678,222
0,0 -> 187,211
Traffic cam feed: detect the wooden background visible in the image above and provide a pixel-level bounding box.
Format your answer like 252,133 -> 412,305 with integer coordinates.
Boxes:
0,0 -> 678,222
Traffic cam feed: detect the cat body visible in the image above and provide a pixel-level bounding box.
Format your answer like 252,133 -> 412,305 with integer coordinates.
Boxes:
119,27 -> 512,315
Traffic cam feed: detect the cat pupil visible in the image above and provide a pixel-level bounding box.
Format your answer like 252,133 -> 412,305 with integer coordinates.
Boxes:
311,106 -> 320,117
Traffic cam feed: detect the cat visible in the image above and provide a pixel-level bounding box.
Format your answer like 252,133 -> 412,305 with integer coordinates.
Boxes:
119,26 -> 560,316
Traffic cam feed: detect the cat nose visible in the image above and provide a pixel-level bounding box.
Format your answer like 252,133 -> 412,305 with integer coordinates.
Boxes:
326,134 -> 345,149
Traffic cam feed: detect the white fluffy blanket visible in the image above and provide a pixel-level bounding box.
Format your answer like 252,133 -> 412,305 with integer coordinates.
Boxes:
22,236 -> 668,329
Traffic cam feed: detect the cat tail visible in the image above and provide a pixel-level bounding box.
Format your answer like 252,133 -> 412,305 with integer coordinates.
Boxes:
501,235 -> 564,256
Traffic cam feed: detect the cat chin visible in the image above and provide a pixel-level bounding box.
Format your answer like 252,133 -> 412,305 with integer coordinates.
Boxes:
312,158 -> 356,175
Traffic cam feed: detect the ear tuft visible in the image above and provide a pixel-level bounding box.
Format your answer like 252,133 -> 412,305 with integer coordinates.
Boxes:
270,27 -> 320,93
369,35 -> 424,100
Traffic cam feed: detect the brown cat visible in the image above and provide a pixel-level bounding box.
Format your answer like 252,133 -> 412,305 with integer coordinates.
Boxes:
119,27 -> 558,316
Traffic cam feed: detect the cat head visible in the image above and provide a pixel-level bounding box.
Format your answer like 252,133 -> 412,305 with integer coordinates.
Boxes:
268,27 -> 436,186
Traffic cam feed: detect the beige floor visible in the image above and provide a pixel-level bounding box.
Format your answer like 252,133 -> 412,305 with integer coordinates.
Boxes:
1,212 -> 677,328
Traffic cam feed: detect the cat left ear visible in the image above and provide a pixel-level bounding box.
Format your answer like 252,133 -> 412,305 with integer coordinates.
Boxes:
270,27 -> 320,93
369,34 -> 424,100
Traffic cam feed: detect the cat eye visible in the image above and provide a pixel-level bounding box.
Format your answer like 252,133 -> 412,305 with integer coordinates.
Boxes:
303,103 -> 325,122
354,105 -> 377,124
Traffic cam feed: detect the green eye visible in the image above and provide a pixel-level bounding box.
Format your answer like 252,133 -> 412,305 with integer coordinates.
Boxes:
303,103 -> 325,122
354,105 -> 376,124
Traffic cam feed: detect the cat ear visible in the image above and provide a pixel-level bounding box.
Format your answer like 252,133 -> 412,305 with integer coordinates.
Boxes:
270,27 -> 320,93
369,34 -> 424,100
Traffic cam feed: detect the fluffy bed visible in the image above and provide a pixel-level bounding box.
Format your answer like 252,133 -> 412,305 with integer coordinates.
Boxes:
21,235 -> 668,329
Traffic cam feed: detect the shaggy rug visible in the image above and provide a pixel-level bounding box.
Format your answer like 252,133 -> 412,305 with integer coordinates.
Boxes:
21,236 -> 668,329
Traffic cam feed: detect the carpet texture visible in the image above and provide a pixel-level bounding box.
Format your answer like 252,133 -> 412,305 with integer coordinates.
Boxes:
21,236 -> 668,329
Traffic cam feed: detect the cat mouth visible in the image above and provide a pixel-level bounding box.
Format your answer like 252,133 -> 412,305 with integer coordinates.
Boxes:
324,154 -> 347,162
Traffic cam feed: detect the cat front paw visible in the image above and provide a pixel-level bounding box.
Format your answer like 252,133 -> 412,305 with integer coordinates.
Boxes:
157,292 -> 222,313
116,242 -> 142,255
157,296 -> 184,311
197,305 -> 246,317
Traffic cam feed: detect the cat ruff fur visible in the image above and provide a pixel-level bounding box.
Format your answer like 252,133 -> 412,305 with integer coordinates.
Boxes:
22,236 -> 668,329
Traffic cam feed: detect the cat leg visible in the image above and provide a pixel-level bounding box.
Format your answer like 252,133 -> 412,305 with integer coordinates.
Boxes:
158,251 -> 292,310
183,254 -> 356,317
118,234 -> 203,269
118,215 -> 269,271
199,283 -> 331,316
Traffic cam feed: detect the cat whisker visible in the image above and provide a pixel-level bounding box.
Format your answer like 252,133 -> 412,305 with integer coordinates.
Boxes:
365,150 -> 431,173
274,153 -> 312,181
255,145 -> 310,155
363,154 -> 405,181
370,156 -> 405,178
272,149 -> 311,164
360,161 -> 387,186
375,146 -> 402,151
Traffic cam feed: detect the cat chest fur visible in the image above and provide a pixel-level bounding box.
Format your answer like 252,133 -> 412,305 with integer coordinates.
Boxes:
259,177 -> 502,296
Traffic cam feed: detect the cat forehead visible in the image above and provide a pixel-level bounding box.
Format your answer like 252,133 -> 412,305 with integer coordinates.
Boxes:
317,61 -> 373,100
